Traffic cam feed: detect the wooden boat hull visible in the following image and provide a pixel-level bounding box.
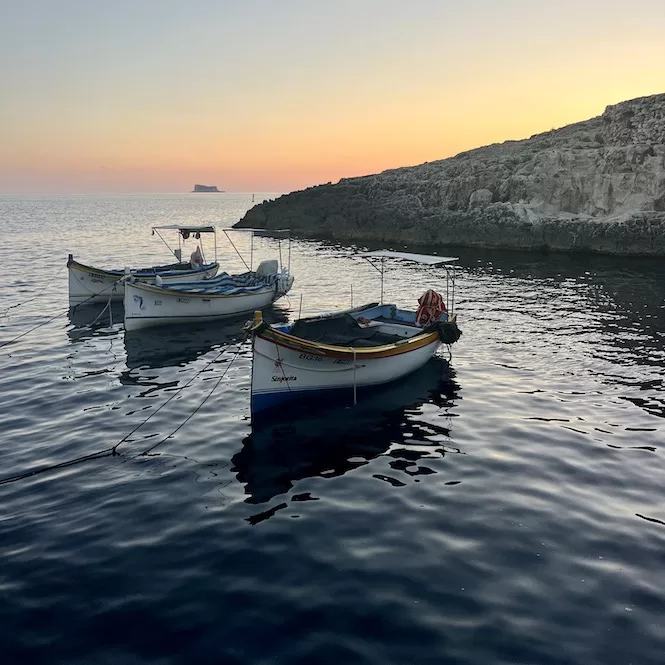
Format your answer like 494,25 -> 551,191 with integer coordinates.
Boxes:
250,319 -> 442,416
67,256 -> 219,306
124,276 -> 293,331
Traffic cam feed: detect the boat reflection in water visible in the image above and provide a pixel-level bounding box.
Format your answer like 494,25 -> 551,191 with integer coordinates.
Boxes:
123,305 -> 291,371
66,301 -> 125,344
232,356 -> 461,509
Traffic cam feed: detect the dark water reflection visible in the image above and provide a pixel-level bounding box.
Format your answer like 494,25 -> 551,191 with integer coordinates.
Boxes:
2,195 -> 665,665
122,306 -> 290,369
234,358 -> 460,507
66,301 -> 126,339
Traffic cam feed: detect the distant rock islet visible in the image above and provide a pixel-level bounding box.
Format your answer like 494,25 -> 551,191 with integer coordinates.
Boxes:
192,184 -> 222,193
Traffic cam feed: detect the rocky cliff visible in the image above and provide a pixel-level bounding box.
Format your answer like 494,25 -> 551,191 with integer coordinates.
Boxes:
235,93 -> 665,256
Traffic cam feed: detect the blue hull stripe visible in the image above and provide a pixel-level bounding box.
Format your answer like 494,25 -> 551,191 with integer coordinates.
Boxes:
251,386 -> 356,413
250,379 -> 402,418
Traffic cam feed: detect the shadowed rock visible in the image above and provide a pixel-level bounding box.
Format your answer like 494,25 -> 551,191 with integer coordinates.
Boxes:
235,93 -> 665,256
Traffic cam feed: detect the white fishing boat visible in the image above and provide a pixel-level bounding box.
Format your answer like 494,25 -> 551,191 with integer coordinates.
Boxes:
68,225 -> 219,306
249,251 -> 462,419
124,228 -> 294,331
124,261 -> 294,331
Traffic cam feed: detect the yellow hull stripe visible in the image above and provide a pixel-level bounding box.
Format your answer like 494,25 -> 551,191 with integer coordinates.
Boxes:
258,327 -> 439,360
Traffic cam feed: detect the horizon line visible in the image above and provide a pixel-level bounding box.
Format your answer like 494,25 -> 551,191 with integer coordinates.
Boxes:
0,190 -> 290,197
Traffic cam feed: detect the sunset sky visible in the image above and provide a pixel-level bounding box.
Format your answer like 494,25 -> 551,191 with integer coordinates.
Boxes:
1,0 -> 663,194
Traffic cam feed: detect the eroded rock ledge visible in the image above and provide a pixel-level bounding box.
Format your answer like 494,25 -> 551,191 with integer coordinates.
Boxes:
235,93 -> 665,256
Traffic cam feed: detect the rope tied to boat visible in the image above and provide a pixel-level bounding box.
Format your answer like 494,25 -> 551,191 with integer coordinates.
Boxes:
0,261 -> 126,353
86,292 -> 115,328
352,348 -> 357,406
2,263 -> 67,318
272,337 -> 293,392
136,341 -> 245,456
0,332 -> 250,486
113,333 -> 249,456
0,287 -> 119,352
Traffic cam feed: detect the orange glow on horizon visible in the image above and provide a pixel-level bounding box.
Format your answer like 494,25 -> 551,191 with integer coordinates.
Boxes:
1,6 -> 663,195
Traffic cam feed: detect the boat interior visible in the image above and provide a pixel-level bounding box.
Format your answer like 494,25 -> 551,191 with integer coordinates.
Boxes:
277,303 -> 441,348
107,261 -> 218,277
158,269 -> 279,295
151,260 -> 285,295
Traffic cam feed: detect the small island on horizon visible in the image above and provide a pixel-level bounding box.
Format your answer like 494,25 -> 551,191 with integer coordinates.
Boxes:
192,184 -> 223,193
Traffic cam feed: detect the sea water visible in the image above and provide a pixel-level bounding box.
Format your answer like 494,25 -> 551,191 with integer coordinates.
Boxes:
1,193 -> 664,664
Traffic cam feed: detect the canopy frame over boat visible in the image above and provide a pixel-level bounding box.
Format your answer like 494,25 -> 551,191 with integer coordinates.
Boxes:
151,224 -> 218,265
123,227 -> 294,331
222,228 -> 291,274
249,250 -> 461,421
68,224 -> 221,307
358,250 -> 458,314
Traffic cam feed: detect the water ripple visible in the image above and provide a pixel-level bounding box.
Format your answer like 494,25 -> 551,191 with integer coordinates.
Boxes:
1,195 -> 665,664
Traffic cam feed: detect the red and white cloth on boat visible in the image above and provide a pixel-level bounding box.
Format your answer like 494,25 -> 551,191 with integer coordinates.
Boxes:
415,289 -> 447,327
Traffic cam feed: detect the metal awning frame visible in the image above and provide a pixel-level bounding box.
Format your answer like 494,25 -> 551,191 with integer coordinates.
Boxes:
358,251 -> 459,314
151,225 -> 217,264
223,228 -> 291,273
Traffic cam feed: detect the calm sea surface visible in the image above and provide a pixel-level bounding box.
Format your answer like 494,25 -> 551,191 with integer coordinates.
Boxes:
1,193 -> 664,665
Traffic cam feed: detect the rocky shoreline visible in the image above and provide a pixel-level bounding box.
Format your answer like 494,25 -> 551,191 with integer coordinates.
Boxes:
235,93 -> 665,256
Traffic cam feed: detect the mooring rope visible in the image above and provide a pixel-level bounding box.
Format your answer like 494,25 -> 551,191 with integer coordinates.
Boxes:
0,448 -> 116,486
112,341 -> 244,456
1,263 -> 67,318
85,293 -> 114,328
0,339 -> 247,487
272,338 -> 293,392
1,273 -> 118,352
138,345 -> 242,456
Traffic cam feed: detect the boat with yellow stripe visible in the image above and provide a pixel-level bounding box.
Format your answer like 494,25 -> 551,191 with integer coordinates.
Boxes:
249,251 -> 462,419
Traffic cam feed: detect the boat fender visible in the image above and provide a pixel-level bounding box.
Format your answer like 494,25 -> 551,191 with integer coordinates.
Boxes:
436,321 -> 462,344
155,274 -> 163,286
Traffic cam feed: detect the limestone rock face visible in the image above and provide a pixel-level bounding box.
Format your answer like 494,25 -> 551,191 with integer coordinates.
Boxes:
236,93 -> 665,255
468,188 -> 493,208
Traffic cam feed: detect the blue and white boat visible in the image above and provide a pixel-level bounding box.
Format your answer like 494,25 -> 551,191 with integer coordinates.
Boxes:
248,251 -> 462,419
67,224 -> 219,306
124,260 -> 294,331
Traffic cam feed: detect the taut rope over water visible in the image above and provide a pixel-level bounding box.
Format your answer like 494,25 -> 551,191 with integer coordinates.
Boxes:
0,337 -> 248,486
1,262 -> 118,352
1,263 -> 66,318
